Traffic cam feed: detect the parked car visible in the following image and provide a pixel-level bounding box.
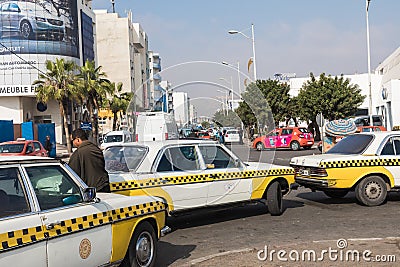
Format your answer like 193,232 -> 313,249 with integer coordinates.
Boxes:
0,1 -> 65,40
356,125 -> 386,133
351,115 -> 383,127
0,156 -> 168,267
291,132 -> 400,206
0,138 -> 47,156
196,131 -> 211,139
252,127 -> 314,151
104,140 -> 295,216
100,130 -> 132,150
136,112 -> 178,141
224,129 -> 241,143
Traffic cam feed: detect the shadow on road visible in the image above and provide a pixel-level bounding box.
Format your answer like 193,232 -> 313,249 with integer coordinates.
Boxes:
166,200 -> 304,231
156,241 -> 196,267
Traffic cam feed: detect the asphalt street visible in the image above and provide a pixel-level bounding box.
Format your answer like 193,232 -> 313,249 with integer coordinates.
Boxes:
155,144 -> 400,266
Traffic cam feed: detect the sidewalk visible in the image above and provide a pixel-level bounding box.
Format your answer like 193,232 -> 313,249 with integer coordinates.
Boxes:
188,237 -> 400,266
55,143 -> 71,159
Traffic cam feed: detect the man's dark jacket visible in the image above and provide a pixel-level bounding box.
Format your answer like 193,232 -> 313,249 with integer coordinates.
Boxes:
68,140 -> 109,191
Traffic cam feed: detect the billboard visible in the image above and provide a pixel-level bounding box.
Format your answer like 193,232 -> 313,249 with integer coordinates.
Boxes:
0,0 -> 79,96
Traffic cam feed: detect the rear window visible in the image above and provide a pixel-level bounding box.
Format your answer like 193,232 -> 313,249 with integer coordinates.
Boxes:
0,144 -> 25,153
327,134 -> 374,155
227,130 -> 238,134
297,128 -> 310,133
104,135 -> 123,143
104,146 -> 148,172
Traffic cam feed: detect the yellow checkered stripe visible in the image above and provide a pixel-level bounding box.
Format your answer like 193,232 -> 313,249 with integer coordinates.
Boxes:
0,201 -> 165,253
320,159 -> 391,168
110,168 -> 295,191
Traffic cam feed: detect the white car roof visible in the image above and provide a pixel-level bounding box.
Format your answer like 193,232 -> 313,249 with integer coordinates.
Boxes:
0,156 -> 54,163
105,139 -> 218,172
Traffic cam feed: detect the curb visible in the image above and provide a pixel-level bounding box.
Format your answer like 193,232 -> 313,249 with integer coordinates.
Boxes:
188,248 -> 256,265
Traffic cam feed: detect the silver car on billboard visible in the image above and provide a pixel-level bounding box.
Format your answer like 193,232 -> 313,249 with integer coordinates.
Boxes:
0,1 -> 65,40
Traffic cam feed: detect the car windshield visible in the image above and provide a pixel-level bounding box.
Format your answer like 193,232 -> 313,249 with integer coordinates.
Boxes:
104,135 -> 123,143
0,144 -> 24,153
326,134 -> 374,154
104,146 -> 148,172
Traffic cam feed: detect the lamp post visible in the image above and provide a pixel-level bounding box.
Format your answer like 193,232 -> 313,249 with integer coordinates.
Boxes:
216,89 -> 228,115
366,0 -> 373,126
221,61 -> 241,96
229,23 -> 257,81
219,77 -> 234,111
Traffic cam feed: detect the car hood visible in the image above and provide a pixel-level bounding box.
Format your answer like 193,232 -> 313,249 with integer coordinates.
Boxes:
290,153 -> 361,168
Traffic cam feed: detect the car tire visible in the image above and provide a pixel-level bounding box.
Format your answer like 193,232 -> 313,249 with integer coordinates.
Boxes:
266,181 -> 283,216
290,141 -> 300,151
121,221 -> 157,267
20,21 -> 33,39
256,142 -> 264,151
323,189 -> 348,198
355,176 -> 387,206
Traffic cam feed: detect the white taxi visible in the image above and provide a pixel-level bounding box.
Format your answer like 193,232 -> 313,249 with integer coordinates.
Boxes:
291,132 -> 400,206
104,140 -> 295,216
0,156 -> 168,267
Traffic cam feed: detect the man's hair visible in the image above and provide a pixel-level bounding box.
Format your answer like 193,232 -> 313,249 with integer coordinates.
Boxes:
72,128 -> 88,141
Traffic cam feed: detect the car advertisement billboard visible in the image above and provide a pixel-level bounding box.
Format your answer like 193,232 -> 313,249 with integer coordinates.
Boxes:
0,0 -> 79,96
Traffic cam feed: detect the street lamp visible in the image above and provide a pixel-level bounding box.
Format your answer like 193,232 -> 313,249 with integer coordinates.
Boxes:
221,61 -> 241,96
228,23 -> 257,81
219,77 -> 234,111
216,89 -> 228,115
366,0 -> 373,126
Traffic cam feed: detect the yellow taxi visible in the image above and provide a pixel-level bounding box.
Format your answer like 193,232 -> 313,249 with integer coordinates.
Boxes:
291,132 -> 400,206
0,156 -> 168,267
104,140 -> 295,216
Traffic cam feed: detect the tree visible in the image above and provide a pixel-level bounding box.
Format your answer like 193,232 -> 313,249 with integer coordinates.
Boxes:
77,60 -> 112,144
213,110 -> 241,128
33,58 -> 78,153
296,73 -> 366,140
107,82 -> 133,131
201,121 -> 210,129
236,82 -> 274,135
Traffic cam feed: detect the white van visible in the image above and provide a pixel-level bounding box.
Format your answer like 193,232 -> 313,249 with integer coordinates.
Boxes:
100,130 -> 132,150
136,112 -> 179,141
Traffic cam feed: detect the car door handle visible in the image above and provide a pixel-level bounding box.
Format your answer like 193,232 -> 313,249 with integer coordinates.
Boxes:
45,221 -> 62,230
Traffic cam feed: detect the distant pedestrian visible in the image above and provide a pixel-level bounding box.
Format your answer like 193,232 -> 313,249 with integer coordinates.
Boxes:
238,128 -> 244,144
44,135 -> 52,156
250,126 -> 255,141
69,128 -> 110,192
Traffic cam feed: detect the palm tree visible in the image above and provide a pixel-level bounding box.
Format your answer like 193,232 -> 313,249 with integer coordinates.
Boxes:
33,58 -> 78,153
107,82 -> 133,130
77,60 -> 112,144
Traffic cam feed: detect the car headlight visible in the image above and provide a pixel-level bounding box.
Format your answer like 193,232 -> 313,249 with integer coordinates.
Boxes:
35,17 -> 46,22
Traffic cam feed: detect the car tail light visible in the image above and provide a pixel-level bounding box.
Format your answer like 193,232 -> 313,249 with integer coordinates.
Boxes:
135,134 -> 138,141
165,133 -> 169,139
225,134 -> 229,137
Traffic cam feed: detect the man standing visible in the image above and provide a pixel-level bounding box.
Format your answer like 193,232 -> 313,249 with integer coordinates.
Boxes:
44,135 -> 52,157
69,128 -> 110,192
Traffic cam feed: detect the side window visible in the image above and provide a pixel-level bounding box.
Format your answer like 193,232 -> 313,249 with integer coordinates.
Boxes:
199,145 -> 236,169
9,3 -> 19,12
26,144 -> 34,154
394,139 -> 400,155
33,142 -> 41,151
157,146 -> 200,172
0,167 -> 30,218
25,165 -> 83,210
381,138 -> 395,155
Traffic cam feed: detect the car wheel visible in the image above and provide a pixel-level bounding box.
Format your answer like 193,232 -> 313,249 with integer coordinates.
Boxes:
323,189 -> 349,198
256,142 -> 264,151
355,176 -> 387,206
20,21 -> 33,39
290,141 -> 300,151
266,181 -> 283,216
121,221 -> 157,267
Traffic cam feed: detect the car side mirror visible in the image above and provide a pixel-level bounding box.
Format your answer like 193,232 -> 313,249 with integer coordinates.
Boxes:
83,187 -> 97,202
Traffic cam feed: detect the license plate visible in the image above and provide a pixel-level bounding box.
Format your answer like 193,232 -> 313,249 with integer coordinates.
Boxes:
307,141 -> 313,144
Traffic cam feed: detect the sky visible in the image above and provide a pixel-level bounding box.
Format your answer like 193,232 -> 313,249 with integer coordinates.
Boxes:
92,0 -> 400,117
